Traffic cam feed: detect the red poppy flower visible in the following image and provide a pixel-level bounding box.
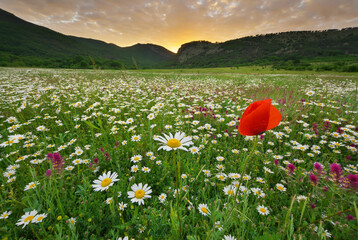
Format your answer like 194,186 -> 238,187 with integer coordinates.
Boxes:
238,99 -> 281,136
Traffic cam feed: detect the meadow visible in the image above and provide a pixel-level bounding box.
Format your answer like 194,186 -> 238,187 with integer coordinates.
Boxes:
0,67 -> 357,240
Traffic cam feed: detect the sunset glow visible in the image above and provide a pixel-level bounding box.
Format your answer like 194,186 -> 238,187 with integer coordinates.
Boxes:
1,0 -> 357,53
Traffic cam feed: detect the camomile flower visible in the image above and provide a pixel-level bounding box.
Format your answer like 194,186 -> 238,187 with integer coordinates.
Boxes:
118,202 -> 127,211
257,205 -> 270,215
306,90 -> 315,96
65,166 -> 74,171
158,193 -> 167,203
232,149 -> 239,154
216,156 -> 224,162
68,217 -> 76,224
33,213 -> 47,223
36,126 -> 47,131
228,173 -> 241,180
131,165 -> 139,172
127,183 -> 152,205
223,185 -> 237,196
147,113 -> 155,120
24,181 -> 40,191
105,197 -> 113,205
131,135 -> 141,142
154,132 -> 193,151
131,155 -> 142,163
92,171 -> 119,192
215,221 -> 223,231
276,183 -> 287,192
72,159 -> 83,165
75,148 -> 83,155
16,210 -> 38,228
142,166 -> 151,173
223,235 -> 237,240
0,211 -> 12,219
189,146 -> 200,154
198,203 -> 210,216
117,237 -> 129,240
7,177 -> 16,183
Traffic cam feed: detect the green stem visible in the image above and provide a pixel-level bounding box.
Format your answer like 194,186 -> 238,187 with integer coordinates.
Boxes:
222,135 -> 259,228
30,223 -> 41,240
239,135 -> 259,179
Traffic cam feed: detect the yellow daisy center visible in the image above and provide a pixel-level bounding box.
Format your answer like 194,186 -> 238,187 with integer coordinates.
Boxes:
201,207 -> 208,213
135,189 -> 145,199
227,190 -> 234,195
37,216 -> 44,221
29,184 -> 36,189
25,216 -> 34,222
167,139 -> 181,148
3,214 -> 8,218
101,178 -> 112,187
260,208 -> 266,213
277,186 -> 284,191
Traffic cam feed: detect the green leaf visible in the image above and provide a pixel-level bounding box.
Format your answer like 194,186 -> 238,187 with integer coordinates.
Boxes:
84,120 -> 100,130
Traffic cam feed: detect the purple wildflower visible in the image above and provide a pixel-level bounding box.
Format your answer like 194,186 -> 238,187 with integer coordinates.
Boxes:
287,163 -> 296,173
309,174 -> 319,185
347,174 -> 358,189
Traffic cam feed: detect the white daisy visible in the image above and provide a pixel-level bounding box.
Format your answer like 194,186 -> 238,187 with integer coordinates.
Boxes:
33,213 -> 47,223
189,146 -> 200,154
223,235 -> 237,240
118,202 -> 127,211
105,197 -> 113,205
142,166 -> 151,173
257,205 -> 270,215
154,132 -> 193,151
223,185 -> 237,196
16,210 -> 38,228
131,165 -> 139,172
158,193 -> 167,203
68,217 -> 76,224
0,211 -> 12,219
276,183 -> 287,192
130,155 -> 142,163
127,183 -> 152,205
198,203 -> 210,216
131,135 -> 141,142
92,171 -> 119,192
306,90 -> 315,96
147,113 -> 155,120
24,181 -> 39,191
65,166 -> 74,171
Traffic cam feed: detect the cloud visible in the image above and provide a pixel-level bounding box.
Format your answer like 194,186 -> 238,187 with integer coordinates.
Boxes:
1,0 -> 357,52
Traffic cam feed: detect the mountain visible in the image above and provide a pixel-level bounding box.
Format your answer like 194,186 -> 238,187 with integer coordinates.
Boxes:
175,28 -> 358,68
0,8 -> 357,70
0,8 -> 175,69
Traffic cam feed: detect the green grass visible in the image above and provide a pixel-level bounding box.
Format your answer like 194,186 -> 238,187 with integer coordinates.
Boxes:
0,68 -> 357,239
138,65 -> 358,75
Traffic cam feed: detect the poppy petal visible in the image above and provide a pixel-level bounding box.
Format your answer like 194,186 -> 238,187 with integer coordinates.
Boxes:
266,105 -> 282,131
239,100 -> 271,136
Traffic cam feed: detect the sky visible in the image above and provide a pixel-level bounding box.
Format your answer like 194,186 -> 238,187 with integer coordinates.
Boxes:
1,0 -> 358,53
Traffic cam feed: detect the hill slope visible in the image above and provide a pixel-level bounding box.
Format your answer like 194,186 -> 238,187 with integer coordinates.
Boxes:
0,8 -> 175,68
1,8 -> 357,70
175,28 -> 358,68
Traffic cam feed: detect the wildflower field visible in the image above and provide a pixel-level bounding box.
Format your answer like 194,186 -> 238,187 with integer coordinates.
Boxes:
0,68 -> 357,240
